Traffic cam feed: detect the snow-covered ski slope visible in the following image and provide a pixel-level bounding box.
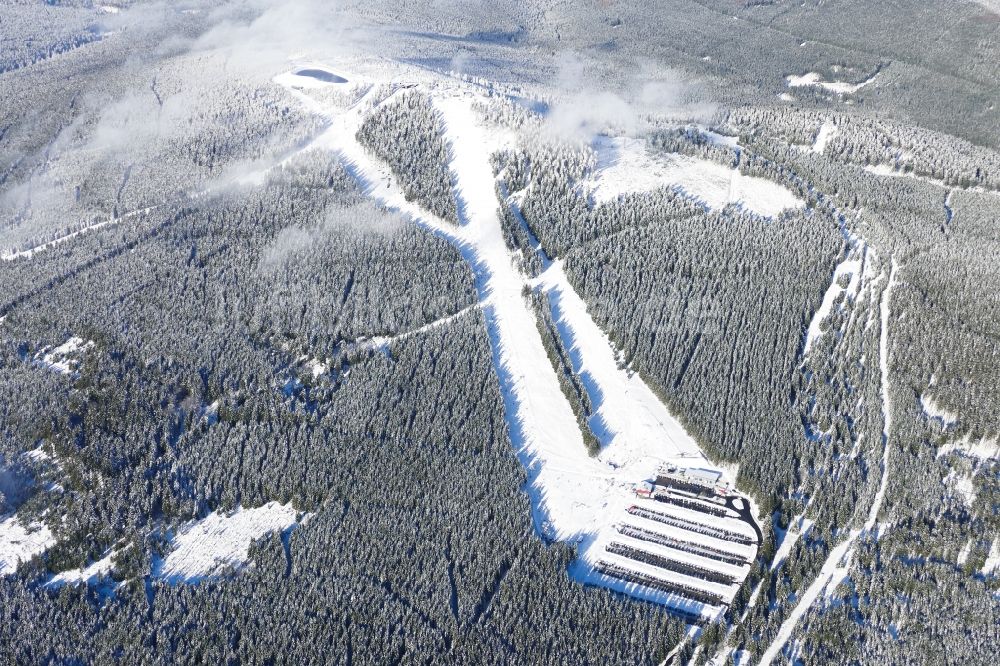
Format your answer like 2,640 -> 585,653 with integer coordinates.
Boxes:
276,59 -> 771,622
533,260 -> 713,474
581,135 -> 803,217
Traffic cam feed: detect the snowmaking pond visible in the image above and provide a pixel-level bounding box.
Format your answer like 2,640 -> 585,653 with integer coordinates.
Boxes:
294,68 -> 347,84
274,64 -> 349,89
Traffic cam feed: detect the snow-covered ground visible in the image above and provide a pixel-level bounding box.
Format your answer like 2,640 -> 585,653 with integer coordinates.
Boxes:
812,120 -> 838,154
154,502 -> 303,583
367,303 -> 481,352
786,71 -> 879,95
533,261 -> 718,476
275,61 -> 761,619
288,305 -> 483,383
802,249 -> 864,355
303,358 -> 329,378
956,538 -> 973,566
870,258 -> 899,532
760,258 -> 898,665
32,336 -> 93,375
37,504 -> 304,589
770,515 -> 814,573
983,538 -> 1000,575
0,514 -> 55,575
938,435 -> 1000,460
952,473 -> 976,506
48,549 -> 117,587
1,204 -> 160,262
581,136 -> 802,218
920,393 -> 959,428
759,530 -> 858,665
864,164 -> 1000,198
863,164 -> 933,182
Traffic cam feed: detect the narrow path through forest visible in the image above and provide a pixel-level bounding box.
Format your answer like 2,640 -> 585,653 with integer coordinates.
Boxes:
759,256 -> 898,665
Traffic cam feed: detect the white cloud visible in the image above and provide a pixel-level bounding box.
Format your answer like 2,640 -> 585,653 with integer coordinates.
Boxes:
543,53 -> 716,141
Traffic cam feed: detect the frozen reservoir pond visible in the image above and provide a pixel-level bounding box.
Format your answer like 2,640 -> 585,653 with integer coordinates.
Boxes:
294,68 -> 347,84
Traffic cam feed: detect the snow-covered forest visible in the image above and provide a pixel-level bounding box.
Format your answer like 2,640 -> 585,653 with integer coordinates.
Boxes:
0,0 -> 998,664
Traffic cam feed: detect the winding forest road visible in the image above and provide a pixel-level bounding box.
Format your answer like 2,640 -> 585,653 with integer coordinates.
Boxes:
759,255 -> 898,666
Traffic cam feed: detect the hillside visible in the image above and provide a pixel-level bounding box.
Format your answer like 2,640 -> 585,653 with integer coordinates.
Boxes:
0,1 -> 998,664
